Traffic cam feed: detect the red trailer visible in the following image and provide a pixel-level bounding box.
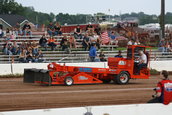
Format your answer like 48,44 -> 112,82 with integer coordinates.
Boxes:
61,24 -> 99,33
24,45 -> 151,86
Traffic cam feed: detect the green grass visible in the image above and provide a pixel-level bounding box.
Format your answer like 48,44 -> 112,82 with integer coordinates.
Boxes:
115,47 -> 127,51
150,69 -> 160,75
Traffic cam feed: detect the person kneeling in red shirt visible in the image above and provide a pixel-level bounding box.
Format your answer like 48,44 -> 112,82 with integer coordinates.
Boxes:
148,70 -> 172,105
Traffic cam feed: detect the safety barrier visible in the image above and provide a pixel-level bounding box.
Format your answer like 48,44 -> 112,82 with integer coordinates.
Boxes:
0,103 -> 172,115
0,61 -> 172,75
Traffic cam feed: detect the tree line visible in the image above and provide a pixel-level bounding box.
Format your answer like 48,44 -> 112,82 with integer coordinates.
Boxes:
1,0 -> 172,26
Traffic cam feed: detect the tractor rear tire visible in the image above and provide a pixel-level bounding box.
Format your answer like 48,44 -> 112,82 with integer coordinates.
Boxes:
114,71 -> 130,85
64,76 -> 74,86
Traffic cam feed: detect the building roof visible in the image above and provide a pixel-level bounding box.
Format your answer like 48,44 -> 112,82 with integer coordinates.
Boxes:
0,14 -> 28,27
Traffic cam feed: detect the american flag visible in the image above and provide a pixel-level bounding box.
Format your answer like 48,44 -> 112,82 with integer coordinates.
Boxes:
101,31 -> 110,45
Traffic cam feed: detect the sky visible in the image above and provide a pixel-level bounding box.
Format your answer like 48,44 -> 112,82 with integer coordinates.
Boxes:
15,0 -> 172,15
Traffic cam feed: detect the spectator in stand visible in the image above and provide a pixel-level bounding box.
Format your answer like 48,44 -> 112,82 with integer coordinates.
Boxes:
74,25 -> 82,39
82,33 -> 90,51
26,48 -> 34,62
5,28 -> 12,40
20,42 -> 27,50
47,22 -> 54,36
165,40 -> 171,53
15,47 -> 21,55
115,50 -> 123,58
60,35 -> 70,53
34,50 -> 45,62
110,31 -> 116,39
39,34 -> 48,51
110,31 -> 118,45
94,25 -> 101,35
68,35 -> 76,48
0,24 -> 4,37
94,32 -> 101,50
11,41 -> 19,55
89,43 -> 97,62
134,39 -> 141,45
62,40 -> 70,53
48,37 -> 57,51
99,50 -> 107,62
167,42 -> 172,52
2,43 -> 12,55
31,41 -> 39,56
22,22 -> 32,36
127,39 -> 134,45
89,33 -> 101,50
26,42 -> 32,50
54,22 -> 62,36
14,22 -> 22,35
86,23 -> 93,32
10,27 -> 16,39
60,35 -> 68,48
158,39 -> 167,53
19,49 -> 27,63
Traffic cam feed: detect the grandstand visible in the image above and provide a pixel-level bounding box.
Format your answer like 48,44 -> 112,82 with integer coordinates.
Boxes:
0,33 -> 172,64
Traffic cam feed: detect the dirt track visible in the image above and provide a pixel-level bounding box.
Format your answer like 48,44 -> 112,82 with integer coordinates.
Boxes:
0,75 -> 166,111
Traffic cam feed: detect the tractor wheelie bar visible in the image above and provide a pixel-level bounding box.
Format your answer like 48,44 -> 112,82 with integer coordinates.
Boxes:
24,45 -> 151,86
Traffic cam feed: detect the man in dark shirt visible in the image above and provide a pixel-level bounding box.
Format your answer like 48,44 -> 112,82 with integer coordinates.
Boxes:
94,25 -> 101,35
86,24 -> 93,31
74,25 -> 82,39
82,33 -> 90,51
54,22 -> 62,36
99,51 -> 107,62
22,22 -> 32,36
115,50 -> 123,58
47,22 -> 54,36
39,35 -> 48,50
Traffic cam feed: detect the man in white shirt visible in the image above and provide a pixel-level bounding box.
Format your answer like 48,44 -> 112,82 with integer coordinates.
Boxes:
127,39 -> 134,45
137,50 -> 147,74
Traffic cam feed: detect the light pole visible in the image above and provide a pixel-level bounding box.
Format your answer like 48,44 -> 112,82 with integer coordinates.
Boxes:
160,0 -> 165,39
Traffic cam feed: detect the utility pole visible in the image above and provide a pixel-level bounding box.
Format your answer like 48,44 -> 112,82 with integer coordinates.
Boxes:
160,0 -> 165,39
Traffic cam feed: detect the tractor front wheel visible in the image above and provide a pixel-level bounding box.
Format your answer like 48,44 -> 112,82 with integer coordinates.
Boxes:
64,76 -> 74,86
114,71 -> 130,84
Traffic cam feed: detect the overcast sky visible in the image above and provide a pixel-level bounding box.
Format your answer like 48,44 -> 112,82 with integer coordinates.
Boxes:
15,0 -> 172,15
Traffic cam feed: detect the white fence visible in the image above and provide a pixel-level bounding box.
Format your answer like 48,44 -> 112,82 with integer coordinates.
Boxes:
0,104 -> 172,115
0,61 -> 172,75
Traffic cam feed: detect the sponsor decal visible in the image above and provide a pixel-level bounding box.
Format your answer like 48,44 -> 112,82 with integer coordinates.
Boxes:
79,76 -> 88,80
118,61 -> 126,65
164,83 -> 172,92
98,69 -> 106,72
109,69 -> 116,72
79,68 -> 92,72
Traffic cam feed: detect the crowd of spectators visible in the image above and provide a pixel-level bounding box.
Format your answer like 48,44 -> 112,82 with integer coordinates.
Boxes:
0,22 -> 32,40
158,38 -> 172,54
2,40 -> 45,63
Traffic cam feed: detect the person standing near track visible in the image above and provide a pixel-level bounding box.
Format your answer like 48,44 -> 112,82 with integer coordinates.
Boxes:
148,70 -> 172,105
89,43 -> 97,62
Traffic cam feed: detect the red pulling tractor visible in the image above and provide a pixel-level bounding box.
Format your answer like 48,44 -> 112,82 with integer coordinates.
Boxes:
24,45 -> 151,86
